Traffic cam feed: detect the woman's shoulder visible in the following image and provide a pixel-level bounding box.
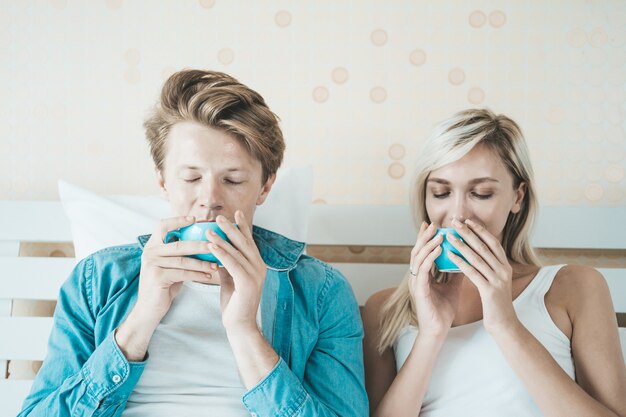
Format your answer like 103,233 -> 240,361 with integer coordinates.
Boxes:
365,288 -> 396,308
549,264 -> 611,315
363,288 -> 397,322
552,264 -> 607,292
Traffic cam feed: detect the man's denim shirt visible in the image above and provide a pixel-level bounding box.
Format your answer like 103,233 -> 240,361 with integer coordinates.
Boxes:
18,226 -> 368,417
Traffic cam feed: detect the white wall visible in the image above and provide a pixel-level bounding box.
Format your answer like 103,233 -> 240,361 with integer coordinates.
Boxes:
0,0 -> 624,206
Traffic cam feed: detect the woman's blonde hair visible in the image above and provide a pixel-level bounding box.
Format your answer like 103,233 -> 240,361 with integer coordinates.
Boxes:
377,108 -> 540,352
144,69 -> 285,183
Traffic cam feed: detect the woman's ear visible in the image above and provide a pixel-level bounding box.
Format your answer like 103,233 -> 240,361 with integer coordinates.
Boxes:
511,182 -> 526,214
256,174 -> 276,206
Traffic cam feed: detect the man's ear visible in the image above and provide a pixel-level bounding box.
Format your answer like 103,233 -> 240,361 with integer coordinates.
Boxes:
256,174 -> 276,206
157,170 -> 169,200
511,182 -> 526,214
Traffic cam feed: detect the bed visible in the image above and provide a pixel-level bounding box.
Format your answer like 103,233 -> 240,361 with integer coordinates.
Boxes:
1,200 -> 624,417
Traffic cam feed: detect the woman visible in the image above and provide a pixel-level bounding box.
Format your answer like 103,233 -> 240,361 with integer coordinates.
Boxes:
363,108 -> 626,417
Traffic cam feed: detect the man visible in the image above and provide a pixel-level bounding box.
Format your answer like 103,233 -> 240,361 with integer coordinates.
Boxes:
19,70 -> 367,417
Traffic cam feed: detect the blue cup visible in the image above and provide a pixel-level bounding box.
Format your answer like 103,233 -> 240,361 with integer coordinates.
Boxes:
164,222 -> 235,265
434,228 -> 468,273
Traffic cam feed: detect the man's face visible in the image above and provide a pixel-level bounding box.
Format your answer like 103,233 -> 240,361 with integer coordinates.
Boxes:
158,121 -> 274,223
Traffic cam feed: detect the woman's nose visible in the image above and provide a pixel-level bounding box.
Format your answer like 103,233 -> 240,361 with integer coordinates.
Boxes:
449,197 -> 469,224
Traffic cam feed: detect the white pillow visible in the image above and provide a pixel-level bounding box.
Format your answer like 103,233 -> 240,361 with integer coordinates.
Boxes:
58,166 -> 313,261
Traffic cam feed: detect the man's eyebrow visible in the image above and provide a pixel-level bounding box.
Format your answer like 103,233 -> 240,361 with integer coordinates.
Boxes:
177,166 -> 248,172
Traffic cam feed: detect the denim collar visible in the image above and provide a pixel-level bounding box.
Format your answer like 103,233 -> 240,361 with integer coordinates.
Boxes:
137,225 -> 304,271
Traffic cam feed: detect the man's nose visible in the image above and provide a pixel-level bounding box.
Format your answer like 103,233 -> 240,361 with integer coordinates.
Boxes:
198,181 -> 224,211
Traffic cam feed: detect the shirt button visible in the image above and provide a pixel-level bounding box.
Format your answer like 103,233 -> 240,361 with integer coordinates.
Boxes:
112,375 -> 121,383
250,413 -> 257,417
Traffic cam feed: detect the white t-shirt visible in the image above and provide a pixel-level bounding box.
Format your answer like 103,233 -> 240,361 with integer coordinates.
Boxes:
393,265 -> 575,417
122,281 -> 260,417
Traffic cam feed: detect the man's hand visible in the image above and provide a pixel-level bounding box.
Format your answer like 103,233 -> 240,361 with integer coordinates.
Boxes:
115,216 -> 215,361
208,210 -> 279,388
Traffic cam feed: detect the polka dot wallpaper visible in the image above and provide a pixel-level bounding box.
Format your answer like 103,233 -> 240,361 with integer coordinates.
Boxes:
0,0 -> 624,207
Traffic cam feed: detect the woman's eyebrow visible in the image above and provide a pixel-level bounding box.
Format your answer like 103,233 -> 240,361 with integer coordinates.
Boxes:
468,177 -> 499,185
427,177 -> 499,185
426,178 -> 450,184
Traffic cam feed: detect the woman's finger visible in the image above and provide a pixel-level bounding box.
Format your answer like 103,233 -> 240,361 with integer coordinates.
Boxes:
451,220 -> 501,272
417,245 -> 442,281
447,232 -> 495,281
410,233 -> 443,273
464,219 -> 508,265
448,251 -> 488,292
411,222 -> 437,259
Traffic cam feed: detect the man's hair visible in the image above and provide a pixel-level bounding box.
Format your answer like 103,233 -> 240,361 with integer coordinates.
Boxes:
144,69 -> 285,182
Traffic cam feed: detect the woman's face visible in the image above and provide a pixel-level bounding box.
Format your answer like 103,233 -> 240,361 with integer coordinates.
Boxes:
425,143 -> 525,240
158,121 -> 274,222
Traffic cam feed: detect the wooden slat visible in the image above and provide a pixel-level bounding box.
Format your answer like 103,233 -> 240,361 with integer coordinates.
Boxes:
307,205 -> 626,249
7,360 -> 43,380
0,317 -> 53,361
0,257 -> 74,300
11,300 -> 56,318
19,242 -> 74,258
309,245 -> 626,268
0,379 -> 32,417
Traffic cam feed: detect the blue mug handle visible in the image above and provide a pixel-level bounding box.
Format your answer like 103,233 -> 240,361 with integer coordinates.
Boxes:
163,229 -> 181,244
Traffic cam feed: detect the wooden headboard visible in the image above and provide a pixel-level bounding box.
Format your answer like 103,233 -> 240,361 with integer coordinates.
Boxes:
0,201 -> 624,417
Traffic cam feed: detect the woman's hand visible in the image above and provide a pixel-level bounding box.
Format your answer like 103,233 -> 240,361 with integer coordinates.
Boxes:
206,210 -> 267,335
447,218 -> 519,334
409,222 -> 462,339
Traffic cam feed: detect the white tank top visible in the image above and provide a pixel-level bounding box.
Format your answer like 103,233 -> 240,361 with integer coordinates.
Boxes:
122,282 -> 260,417
393,265 -> 575,417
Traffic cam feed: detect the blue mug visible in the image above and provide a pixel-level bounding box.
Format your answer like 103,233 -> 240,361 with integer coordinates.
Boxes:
434,228 -> 468,273
164,222 -> 235,265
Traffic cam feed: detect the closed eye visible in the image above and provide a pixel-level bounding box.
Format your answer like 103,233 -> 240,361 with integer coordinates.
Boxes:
471,192 -> 493,200
432,192 -> 450,199
183,178 -> 201,183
